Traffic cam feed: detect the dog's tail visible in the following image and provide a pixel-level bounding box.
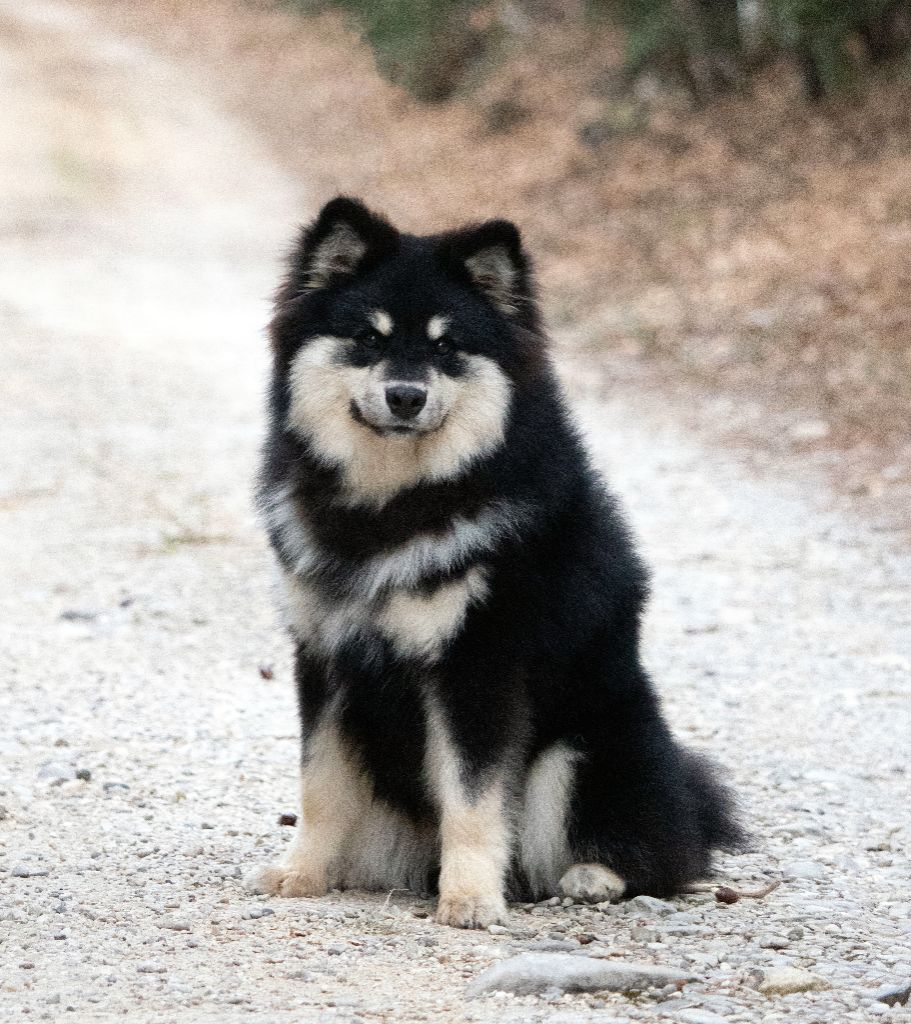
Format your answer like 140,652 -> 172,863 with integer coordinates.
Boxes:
681,748 -> 749,853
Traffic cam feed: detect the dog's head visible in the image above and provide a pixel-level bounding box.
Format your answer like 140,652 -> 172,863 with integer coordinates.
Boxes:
270,197 -> 543,502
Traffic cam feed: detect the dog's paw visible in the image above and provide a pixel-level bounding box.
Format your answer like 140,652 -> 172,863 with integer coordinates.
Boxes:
242,863 -> 327,899
436,891 -> 508,929
559,863 -> 626,904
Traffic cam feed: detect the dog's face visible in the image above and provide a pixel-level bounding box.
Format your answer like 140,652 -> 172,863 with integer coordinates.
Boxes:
270,197 -> 541,503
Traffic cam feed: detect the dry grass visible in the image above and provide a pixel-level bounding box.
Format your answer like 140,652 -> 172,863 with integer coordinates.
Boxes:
90,0 -> 911,528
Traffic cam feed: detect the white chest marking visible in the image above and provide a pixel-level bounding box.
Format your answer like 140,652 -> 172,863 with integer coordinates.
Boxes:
375,568 -> 488,660
281,565 -> 489,662
352,501 -> 527,601
262,486 -> 525,661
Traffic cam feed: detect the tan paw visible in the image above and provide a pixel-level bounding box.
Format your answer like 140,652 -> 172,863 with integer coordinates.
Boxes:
242,863 -> 327,898
436,891 -> 508,929
559,863 -> 626,904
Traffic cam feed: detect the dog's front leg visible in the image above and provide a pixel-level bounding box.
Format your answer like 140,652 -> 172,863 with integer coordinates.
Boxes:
425,701 -> 511,928
245,707 -> 362,898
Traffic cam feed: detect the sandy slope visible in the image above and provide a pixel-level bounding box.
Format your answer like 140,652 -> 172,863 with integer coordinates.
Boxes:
1,3 -> 909,1022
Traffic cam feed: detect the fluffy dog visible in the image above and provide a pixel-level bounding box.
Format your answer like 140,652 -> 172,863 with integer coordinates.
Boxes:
245,196 -> 743,927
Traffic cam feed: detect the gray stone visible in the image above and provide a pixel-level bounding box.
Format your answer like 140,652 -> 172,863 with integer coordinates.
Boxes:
10,863 -> 49,878
676,1010 -> 730,1024
521,939 -> 580,953
242,906 -> 275,920
873,980 -> 911,1007
782,860 -> 826,881
628,895 -> 678,916
136,961 -> 166,974
466,953 -> 696,998
37,762 -> 73,786
756,968 -> 830,995
158,917 -> 191,931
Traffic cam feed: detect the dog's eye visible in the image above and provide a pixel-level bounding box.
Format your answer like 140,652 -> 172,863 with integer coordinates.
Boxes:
435,335 -> 454,355
355,327 -> 381,348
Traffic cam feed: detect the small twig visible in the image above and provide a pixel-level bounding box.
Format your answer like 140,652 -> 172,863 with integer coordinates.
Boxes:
733,879 -> 782,899
380,888 -> 412,913
685,879 -> 782,904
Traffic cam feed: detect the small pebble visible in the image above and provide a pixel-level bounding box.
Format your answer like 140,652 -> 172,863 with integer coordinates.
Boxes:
676,1010 -> 730,1024
628,895 -> 677,916
757,967 -> 830,995
136,962 -> 166,974
466,953 -> 697,997
782,860 -> 826,881
11,863 -> 49,878
874,980 -> 911,1007
158,918 -> 191,932
242,907 -> 275,920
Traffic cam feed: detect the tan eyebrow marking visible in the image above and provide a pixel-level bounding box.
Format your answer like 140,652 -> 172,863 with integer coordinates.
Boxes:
370,310 -> 394,336
427,315 -> 451,341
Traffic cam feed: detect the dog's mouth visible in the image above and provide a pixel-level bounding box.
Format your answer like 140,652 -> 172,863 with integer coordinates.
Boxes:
349,401 -> 445,438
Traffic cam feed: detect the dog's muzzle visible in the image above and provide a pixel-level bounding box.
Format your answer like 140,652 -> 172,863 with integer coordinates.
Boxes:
385,383 -> 427,421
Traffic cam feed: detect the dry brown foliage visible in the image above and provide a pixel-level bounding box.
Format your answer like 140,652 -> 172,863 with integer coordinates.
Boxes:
91,0 -> 911,528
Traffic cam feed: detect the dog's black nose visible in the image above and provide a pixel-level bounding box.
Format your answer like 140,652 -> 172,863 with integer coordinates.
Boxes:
385,384 -> 427,420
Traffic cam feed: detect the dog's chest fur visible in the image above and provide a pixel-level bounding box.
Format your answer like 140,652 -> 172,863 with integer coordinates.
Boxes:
264,481 -> 523,664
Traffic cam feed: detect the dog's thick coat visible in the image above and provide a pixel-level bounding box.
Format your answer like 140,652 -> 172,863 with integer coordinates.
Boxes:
246,197 -> 743,927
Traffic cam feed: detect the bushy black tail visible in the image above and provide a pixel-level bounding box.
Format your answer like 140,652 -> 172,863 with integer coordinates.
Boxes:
681,749 -> 748,853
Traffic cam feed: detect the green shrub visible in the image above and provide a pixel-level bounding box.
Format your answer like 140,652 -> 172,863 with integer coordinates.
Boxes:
322,0 -> 489,101
305,0 -> 911,103
764,0 -> 908,97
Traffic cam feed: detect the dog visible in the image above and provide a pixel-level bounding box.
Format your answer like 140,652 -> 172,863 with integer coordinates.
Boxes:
244,196 -> 743,927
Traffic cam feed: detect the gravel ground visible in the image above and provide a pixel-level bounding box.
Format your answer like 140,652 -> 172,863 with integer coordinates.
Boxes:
1,3 -> 909,1022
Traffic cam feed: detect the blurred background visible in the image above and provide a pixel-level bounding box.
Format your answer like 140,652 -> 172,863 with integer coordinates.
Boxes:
82,0 -> 911,527
3,4 -> 911,1017
5,0 -> 911,530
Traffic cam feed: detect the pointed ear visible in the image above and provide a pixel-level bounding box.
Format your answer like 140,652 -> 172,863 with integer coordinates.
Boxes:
283,196 -> 398,298
438,219 -> 534,320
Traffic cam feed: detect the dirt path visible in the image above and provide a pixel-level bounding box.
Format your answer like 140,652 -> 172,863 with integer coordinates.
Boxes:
1,4 -> 909,1023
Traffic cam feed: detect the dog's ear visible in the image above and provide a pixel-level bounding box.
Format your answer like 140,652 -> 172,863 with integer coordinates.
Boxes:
283,196 -> 399,297
438,219 -> 534,321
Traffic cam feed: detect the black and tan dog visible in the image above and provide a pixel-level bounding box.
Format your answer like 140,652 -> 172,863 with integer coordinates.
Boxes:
244,196 -> 743,928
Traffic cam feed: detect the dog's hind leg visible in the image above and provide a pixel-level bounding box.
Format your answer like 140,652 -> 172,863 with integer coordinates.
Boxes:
559,863 -> 626,903
514,745 -> 627,903
566,692 -> 741,898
